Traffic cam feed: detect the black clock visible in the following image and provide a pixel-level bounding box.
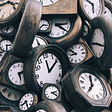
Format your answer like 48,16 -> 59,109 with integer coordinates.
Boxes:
61,64 -> 112,112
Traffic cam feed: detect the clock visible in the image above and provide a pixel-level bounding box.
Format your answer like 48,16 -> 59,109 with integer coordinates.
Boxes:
40,15 -> 82,49
32,35 -> 48,48
89,15 -> 112,70
66,37 -> 95,67
32,100 -> 67,112
0,38 -> 12,52
42,83 -> 62,102
19,91 -> 38,112
24,44 -> 70,96
78,0 -> 105,21
0,54 -> 28,92
11,0 -> 42,59
38,18 -> 51,33
61,64 -> 112,112
0,0 -> 24,26
104,0 -> 112,17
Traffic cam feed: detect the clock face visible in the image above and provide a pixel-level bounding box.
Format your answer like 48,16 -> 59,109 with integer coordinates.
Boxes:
35,53 -> 62,87
104,7 -> 112,18
84,0 -> 101,18
0,85 -> 22,101
90,28 -> 105,58
36,109 -> 46,112
0,0 -> 20,19
67,44 -> 86,64
8,62 -> 25,85
79,72 -> 104,100
48,18 -> 71,38
32,36 -> 47,48
0,40 -> 12,51
19,93 -> 34,111
44,85 -> 59,99
37,0 -> 58,6
38,19 -> 50,31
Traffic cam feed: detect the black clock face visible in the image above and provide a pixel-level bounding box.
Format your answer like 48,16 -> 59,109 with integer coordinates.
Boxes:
35,53 -> 62,87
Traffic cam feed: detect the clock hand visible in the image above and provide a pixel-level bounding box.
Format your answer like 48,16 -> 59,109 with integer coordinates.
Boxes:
55,23 -> 68,32
51,91 -> 58,96
69,49 -> 77,56
6,44 -> 12,51
20,100 -> 27,106
86,0 -> 94,13
36,39 -> 40,45
91,42 -> 104,47
55,22 -> 68,26
38,24 -> 49,30
45,59 -> 58,73
17,71 -> 23,81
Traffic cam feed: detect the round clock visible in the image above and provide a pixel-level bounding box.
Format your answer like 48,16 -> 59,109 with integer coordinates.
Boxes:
38,19 -> 51,33
36,0 -> 58,6
89,16 -> 112,70
42,83 -> 62,102
32,35 -> 48,48
61,64 -> 112,112
79,0 -> 104,21
0,39 -> 12,52
40,15 -> 82,49
19,91 -> 38,111
24,44 -> 70,96
0,0 -> 24,26
33,100 -> 67,112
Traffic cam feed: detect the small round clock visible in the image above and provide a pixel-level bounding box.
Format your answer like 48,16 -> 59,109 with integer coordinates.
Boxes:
36,0 -> 58,6
61,64 -> 112,112
24,44 -> 70,96
42,83 -> 62,102
89,15 -> 112,70
40,15 -> 82,49
19,91 -> 38,111
79,0 -> 105,21
0,0 -> 24,26
32,100 -> 67,112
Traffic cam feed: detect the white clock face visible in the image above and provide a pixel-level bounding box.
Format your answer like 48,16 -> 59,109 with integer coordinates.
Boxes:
0,40 -> 12,51
19,93 -> 34,111
84,0 -> 101,18
35,53 -> 62,87
38,20 -> 50,31
104,7 -> 112,18
67,44 -> 86,64
48,18 -> 71,38
37,0 -> 58,6
32,36 -> 47,48
8,62 -> 25,85
0,85 -> 22,101
45,86 -> 59,99
36,109 -> 46,112
0,0 -> 20,19
79,72 -> 104,100
90,28 -> 105,58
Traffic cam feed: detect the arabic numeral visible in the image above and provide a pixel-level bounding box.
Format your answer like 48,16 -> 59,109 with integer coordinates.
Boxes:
40,81 -> 44,87
35,65 -> 41,71
43,53 -> 48,59
56,79 -> 60,84
37,59 -> 42,64
35,74 -> 39,79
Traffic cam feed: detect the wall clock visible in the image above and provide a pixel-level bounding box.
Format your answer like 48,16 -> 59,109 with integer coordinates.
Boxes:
24,44 -> 70,97
32,35 -> 48,48
66,37 -> 95,67
32,100 -> 67,112
11,0 -> 42,59
61,64 -> 112,112
19,91 -> 38,112
38,18 -> 51,33
89,16 -> 112,70
42,83 -> 62,102
40,15 -> 82,49
79,0 -> 105,21
0,0 -> 24,26
0,54 -> 28,92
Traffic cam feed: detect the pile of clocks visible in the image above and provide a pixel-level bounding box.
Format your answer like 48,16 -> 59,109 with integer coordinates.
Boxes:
0,0 -> 112,112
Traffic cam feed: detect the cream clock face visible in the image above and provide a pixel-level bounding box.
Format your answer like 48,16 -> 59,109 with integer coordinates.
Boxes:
90,28 -> 105,58
35,53 -> 62,87
84,0 -> 101,18
79,72 -> 104,100
0,0 -> 20,19
37,0 -> 58,6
